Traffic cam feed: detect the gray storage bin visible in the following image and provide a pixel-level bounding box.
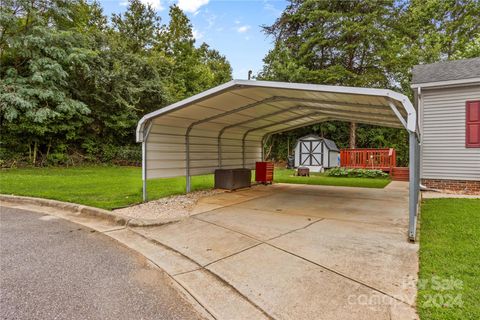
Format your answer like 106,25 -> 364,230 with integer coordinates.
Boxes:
214,168 -> 251,190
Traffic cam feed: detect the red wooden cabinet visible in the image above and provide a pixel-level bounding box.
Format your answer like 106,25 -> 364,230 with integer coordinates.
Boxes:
255,162 -> 274,184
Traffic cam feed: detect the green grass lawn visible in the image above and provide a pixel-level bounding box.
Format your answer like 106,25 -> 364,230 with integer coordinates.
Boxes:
0,166 -> 390,210
418,199 -> 480,320
274,168 -> 391,188
0,166 -> 213,210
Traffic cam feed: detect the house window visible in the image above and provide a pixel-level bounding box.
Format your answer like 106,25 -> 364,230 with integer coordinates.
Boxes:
466,100 -> 480,148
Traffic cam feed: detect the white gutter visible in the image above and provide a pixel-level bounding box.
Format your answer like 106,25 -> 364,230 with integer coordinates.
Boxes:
411,77 -> 480,89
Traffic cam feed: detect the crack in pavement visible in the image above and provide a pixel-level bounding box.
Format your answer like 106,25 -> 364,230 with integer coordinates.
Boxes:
189,215 -> 414,307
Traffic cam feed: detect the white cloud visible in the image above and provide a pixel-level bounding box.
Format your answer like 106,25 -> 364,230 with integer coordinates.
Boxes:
203,10 -> 216,29
236,25 -> 250,33
120,0 -> 163,10
177,0 -> 209,13
263,0 -> 282,17
192,28 -> 204,41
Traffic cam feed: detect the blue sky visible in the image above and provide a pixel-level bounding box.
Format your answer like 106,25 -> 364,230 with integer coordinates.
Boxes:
99,0 -> 288,79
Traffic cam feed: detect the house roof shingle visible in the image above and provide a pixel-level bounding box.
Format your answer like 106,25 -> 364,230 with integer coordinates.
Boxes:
412,58 -> 480,85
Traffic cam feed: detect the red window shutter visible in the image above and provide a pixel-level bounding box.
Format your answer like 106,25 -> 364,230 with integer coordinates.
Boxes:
466,100 -> 480,148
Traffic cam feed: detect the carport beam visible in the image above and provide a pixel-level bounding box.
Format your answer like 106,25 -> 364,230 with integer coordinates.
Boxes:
388,101 -> 407,129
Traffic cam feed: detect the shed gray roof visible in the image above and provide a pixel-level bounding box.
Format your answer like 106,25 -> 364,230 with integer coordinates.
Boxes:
323,138 -> 339,152
297,134 -> 339,151
412,58 -> 480,85
298,134 -> 321,140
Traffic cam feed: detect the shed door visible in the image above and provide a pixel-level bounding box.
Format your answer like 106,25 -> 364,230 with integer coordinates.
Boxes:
299,140 -> 322,166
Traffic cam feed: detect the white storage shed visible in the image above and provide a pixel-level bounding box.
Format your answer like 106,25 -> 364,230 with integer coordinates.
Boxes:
294,134 -> 339,172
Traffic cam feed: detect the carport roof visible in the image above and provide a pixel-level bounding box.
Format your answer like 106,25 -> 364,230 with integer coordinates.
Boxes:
136,80 -> 416,142
137,80 -> 420,241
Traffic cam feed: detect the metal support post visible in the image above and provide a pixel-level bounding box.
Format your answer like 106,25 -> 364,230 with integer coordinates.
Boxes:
218,135 -> 222,168
186,133 -> 191,193
142,141 -> 147,202
141,121 -> 152,202
415,137 -> 421,213
242,137 -> 246,168
261,137 -> 265,162
408,132 -> 419,241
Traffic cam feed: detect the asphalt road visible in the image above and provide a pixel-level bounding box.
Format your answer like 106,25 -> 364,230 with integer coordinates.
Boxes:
0,206 -> 202,320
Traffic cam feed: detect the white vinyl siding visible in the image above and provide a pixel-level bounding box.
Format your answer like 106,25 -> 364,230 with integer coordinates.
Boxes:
329,151 -> 340,168
420,85 -> 480,180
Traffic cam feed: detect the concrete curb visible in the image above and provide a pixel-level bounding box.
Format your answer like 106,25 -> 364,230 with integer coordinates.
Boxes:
0,194 -> 179,227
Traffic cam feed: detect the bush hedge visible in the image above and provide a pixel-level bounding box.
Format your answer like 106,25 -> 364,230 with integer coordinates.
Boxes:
325,167 -> 389,178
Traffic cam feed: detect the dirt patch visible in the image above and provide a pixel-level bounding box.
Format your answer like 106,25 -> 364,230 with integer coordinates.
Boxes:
113,189 -> 224,220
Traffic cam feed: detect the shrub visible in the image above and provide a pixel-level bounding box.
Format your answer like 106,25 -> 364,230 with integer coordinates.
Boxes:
326,167 -> 389,178
100,145 -> 141,165
46,152 -> 69,165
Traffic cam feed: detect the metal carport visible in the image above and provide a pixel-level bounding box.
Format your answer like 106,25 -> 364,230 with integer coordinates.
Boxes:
136,80 -> 420,241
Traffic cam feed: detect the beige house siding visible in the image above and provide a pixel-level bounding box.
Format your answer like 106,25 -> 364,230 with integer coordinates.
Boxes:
420,84 -> 480,181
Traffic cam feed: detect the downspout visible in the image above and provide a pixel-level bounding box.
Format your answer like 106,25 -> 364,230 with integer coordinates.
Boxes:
415,86 -> 432,191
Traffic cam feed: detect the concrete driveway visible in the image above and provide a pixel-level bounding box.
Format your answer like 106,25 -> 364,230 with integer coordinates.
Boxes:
122,182 -> 418,320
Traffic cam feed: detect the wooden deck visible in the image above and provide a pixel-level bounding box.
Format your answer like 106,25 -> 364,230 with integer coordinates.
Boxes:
391,167 -> 409,181
340,148 -> 397,172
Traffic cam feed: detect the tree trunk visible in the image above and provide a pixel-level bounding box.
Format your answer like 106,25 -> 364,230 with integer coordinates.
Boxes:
349,122 -> 356,149
265,136 -> 274,160
32,141 -> 37,165
287,136 -> 290,156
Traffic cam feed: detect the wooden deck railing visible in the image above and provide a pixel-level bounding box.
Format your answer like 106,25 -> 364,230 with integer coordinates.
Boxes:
340,148 -> 396,171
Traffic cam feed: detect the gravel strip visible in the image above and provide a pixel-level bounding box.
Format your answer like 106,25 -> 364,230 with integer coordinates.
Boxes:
113,189 -> 225,220
422,191 -> 480,199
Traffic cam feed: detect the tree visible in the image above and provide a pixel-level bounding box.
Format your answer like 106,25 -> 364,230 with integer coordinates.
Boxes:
1,0 -> 232,166
64,0 -> 170,151
259,0 -> 479,165
259,0 -> 401,152
198,43 -> 232,85
452,34 -> 480,59
1,0 -> 91,164
392,0 -> 480,93
158,5 -> 194,55
260,0 -> 400,87
111,0 -> 160,53
156,5 -> 232,100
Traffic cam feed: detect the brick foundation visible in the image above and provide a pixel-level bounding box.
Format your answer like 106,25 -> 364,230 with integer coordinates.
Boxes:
422,179 -> 480,194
